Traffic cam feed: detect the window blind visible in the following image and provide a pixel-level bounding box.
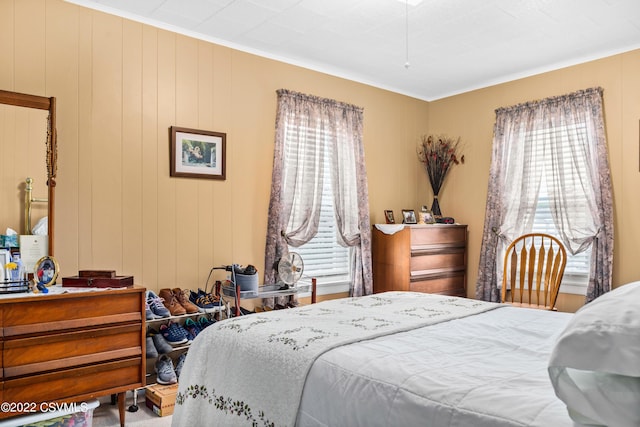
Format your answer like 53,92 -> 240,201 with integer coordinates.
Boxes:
527,124 -> 591,291
284,121 -> 350,284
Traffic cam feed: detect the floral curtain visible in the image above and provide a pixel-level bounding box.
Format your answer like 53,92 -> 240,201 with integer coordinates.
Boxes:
264,89 -> 373,300
476,87 -> 613,304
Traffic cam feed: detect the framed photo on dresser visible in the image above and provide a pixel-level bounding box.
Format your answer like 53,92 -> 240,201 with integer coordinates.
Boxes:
402,209 -> 417,224
384,210 -> 395,224
419,210 -> 436,224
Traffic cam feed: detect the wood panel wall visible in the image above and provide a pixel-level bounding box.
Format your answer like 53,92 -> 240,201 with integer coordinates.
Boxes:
0,0 -> 429,293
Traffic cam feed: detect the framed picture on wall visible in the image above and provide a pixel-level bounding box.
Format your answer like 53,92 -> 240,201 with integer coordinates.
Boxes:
402,209 -> 417,224
170,126 -> 226,180
384,210 -> 395,224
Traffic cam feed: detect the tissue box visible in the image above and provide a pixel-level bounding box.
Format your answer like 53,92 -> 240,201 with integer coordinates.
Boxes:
1,234 -> 18,248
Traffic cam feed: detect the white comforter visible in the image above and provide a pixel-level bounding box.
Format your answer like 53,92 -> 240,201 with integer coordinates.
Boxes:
298,305 -> 575,427
172,292 -> 500,427
172,293 -> 574,427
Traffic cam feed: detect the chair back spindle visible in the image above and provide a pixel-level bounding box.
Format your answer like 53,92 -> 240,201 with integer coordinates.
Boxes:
502,233 -> 567,310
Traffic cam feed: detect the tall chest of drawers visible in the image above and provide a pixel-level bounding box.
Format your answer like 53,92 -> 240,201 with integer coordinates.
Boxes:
372,224 -> 468,297
0,287 -> 146,427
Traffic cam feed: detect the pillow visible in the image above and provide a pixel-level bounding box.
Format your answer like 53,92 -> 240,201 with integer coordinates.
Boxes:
548,281 -> 640,427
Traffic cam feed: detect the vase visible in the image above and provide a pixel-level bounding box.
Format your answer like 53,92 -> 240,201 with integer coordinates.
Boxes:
430,194 -> 442,217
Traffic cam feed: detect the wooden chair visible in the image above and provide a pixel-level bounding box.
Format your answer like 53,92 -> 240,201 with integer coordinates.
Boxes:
501,233 -> 567,310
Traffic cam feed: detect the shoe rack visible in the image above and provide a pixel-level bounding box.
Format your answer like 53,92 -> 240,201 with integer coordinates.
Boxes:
145,308 -> 225,387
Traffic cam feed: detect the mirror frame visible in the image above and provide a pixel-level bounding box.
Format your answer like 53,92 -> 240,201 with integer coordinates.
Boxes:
0,89 -> 57,256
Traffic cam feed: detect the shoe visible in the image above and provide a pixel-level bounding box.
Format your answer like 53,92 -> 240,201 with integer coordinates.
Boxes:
198,316 -> 216,330
175,352 -> 187,379
191,288 -> 222,310
145,300 -> 159,321
150,329 -> 173,354
181,320 -> 198,342
155,355 -> 177,385
184,327 -> 197,342
159,288 -> 186,316
173,288 -> 200,314
184,318 -> 203,340
160,322 -> 188,346
172,321 -> 193,344
204,289 -> 222,305
147,291 -> 171,318
146,335 -> 158,359
189,289 -> 215,311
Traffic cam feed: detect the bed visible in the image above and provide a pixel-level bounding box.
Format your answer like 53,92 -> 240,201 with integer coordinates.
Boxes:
172,285 -> 640,427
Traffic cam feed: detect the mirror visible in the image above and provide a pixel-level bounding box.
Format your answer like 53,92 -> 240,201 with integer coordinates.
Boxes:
0,89 -> 57,256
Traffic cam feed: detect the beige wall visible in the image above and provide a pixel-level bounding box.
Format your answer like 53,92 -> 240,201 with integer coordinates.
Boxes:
428,51 -> 640,312
1,0 -> 429,292
2,0 -> 638,313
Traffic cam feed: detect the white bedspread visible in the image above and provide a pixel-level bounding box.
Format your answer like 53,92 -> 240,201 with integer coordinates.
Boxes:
172,292 -> 500,427
298,305 -> 575,427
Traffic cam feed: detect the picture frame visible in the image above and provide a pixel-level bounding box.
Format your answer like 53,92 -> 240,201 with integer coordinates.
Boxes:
419,210 -> 436,224
384,210 -> 395,224
34,255 -> 59,288
401,209 -> 417,224
170,126 -> 226,180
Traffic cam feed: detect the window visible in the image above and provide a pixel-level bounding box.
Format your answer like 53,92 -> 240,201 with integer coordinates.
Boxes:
265,89 -> 370,297
477,88 -> 612,304
522,124 -> 592,294
283,120 -> 351,289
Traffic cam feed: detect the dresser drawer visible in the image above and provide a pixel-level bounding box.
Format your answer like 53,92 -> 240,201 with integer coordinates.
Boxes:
3,358 -> 143,407
410,226 -> 466,246
2,292 -> 142,337
411,251 -> 465,273
410,274 -> 466,296
4,324 -> 142,377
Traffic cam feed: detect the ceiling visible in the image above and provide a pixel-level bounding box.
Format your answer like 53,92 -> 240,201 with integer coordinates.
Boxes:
66,0 -> 640,101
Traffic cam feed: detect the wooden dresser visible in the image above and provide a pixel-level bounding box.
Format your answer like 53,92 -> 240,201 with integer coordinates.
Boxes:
372,224 -> 468,297
0,287 -> 146,426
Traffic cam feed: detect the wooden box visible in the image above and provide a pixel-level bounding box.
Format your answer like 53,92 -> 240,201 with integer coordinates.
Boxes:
62,275 -> 134,288
79,269 -> 116,278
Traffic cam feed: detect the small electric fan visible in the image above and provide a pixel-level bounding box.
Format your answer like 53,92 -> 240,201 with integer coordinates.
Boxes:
277,252 -> 304,289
